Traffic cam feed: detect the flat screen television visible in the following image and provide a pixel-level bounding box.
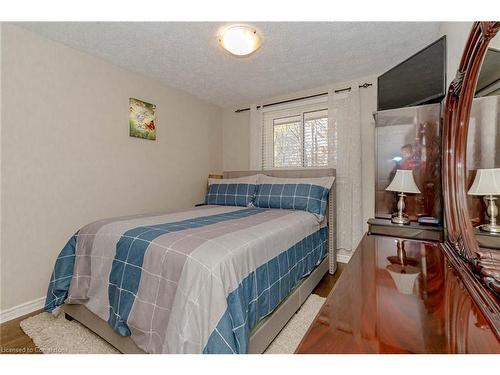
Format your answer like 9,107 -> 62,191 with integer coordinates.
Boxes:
378,36 -> 447,111
475,47 -> 500,97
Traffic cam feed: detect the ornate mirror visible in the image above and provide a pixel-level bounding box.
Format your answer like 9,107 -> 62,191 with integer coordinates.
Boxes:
442,22 -> 500,336
466,32 -> 500,248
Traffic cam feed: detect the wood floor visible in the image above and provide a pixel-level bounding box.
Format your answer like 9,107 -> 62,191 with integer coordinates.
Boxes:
313,262 -> 344,298
0,263 -> 344,354
0,310 -> 43,354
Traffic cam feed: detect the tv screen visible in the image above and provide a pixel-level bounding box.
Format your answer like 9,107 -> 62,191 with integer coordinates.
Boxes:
378,36 -> 446,111
475,47 -> 500,97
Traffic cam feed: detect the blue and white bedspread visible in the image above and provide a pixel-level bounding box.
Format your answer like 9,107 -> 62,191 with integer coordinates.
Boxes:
45,205 -> 327,353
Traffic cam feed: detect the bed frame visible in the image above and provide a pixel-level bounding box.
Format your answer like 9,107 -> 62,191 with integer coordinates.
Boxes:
61,168 -> 337,354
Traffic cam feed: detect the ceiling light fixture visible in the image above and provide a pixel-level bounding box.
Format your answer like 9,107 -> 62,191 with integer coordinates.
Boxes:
219,25 -> 261,57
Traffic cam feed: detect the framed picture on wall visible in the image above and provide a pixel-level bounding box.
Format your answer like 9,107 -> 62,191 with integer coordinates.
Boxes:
129,97 -> 156,140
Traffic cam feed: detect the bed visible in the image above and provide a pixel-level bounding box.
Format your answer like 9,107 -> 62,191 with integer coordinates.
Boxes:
45,169 -> 336,354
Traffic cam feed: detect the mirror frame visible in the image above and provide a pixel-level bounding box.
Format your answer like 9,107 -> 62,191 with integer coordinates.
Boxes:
442,21 -> 500,337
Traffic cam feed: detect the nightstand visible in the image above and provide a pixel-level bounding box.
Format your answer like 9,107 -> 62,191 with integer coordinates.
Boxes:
367,218 -> 444,242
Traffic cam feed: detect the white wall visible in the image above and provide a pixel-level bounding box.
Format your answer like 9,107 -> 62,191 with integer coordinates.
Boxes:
222,109 -> 249,171
0,25 -> 222,313
222,75 -> 378,238
438,22 -> 473,87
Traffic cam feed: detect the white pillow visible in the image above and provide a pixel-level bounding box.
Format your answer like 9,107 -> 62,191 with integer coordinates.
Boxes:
257,175 -> 334,189
208,174 -> 260,186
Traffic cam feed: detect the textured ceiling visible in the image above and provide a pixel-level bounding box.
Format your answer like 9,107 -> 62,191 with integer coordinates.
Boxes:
17,22 -> 441,108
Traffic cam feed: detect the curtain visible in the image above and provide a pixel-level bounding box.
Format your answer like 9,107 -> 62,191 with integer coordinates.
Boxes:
328,87 -> 364,254
249,104 -> 263,170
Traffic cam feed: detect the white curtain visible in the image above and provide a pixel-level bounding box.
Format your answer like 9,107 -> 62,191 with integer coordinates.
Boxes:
249,104 -> 263,170
328,87 -> 364,254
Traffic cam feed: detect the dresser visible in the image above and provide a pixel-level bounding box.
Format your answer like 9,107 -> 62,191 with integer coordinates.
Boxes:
296,234 -> 500,353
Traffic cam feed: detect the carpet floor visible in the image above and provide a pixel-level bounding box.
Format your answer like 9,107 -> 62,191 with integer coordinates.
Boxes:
20,294 -> 325,354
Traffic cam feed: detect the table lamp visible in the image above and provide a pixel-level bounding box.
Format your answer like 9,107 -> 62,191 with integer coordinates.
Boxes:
467,168 -> 500,233
385,169 -> 421,225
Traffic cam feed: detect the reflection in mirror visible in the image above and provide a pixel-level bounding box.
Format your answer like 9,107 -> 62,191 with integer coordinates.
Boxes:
374,104 -> 442,223
475,34 -> 500,98
466,33 -> 500,248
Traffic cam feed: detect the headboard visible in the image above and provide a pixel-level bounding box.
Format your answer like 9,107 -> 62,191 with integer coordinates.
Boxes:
223,169 -> 337,275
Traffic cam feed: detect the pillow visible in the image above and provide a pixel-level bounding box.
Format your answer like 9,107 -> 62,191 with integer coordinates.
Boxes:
205,175 -> 260,207
254,175 -> 335,220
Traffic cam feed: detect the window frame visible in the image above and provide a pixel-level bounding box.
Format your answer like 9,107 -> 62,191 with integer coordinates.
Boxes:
262,98 -> 329,170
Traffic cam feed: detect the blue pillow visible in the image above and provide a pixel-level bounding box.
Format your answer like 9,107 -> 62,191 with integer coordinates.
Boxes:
254,175 -> 334,219
205,176 -> 259,207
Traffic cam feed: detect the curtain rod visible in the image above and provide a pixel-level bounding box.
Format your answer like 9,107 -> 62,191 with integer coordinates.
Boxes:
234,82 -> 372,113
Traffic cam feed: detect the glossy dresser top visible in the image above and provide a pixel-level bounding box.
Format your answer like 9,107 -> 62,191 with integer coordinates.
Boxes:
296,235 -> 500,353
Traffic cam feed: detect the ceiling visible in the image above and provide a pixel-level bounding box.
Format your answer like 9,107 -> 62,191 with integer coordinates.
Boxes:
17,22 -> 441,108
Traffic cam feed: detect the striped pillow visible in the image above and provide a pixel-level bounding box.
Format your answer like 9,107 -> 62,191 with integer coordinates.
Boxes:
254,175 -> 334,220
205,175 -> 259,207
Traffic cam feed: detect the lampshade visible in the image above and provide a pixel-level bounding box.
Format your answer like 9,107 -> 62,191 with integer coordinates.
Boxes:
468,168 -> 500,196
385,170 -> 421,194
386,264 -> 420,295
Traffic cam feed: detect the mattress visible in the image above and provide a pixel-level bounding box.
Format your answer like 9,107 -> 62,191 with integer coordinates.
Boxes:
44,205 -> 328,353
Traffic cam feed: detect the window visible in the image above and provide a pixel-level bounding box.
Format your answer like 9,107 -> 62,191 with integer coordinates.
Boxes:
263,102 -> 329,169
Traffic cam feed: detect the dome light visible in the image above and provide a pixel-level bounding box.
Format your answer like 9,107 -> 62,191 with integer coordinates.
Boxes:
219,25 -> 261,57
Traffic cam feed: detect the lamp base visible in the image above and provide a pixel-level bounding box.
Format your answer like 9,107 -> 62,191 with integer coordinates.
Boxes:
390,193 -> 411,225
479,223 -> 500,233
391,213 -> 410,225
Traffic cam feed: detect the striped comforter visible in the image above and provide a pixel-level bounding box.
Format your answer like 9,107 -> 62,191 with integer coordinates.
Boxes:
45,205 -> 327,353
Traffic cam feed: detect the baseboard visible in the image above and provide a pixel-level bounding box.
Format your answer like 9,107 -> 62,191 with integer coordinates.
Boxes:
336,249 -> 353,264
0,296 -> 45,324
